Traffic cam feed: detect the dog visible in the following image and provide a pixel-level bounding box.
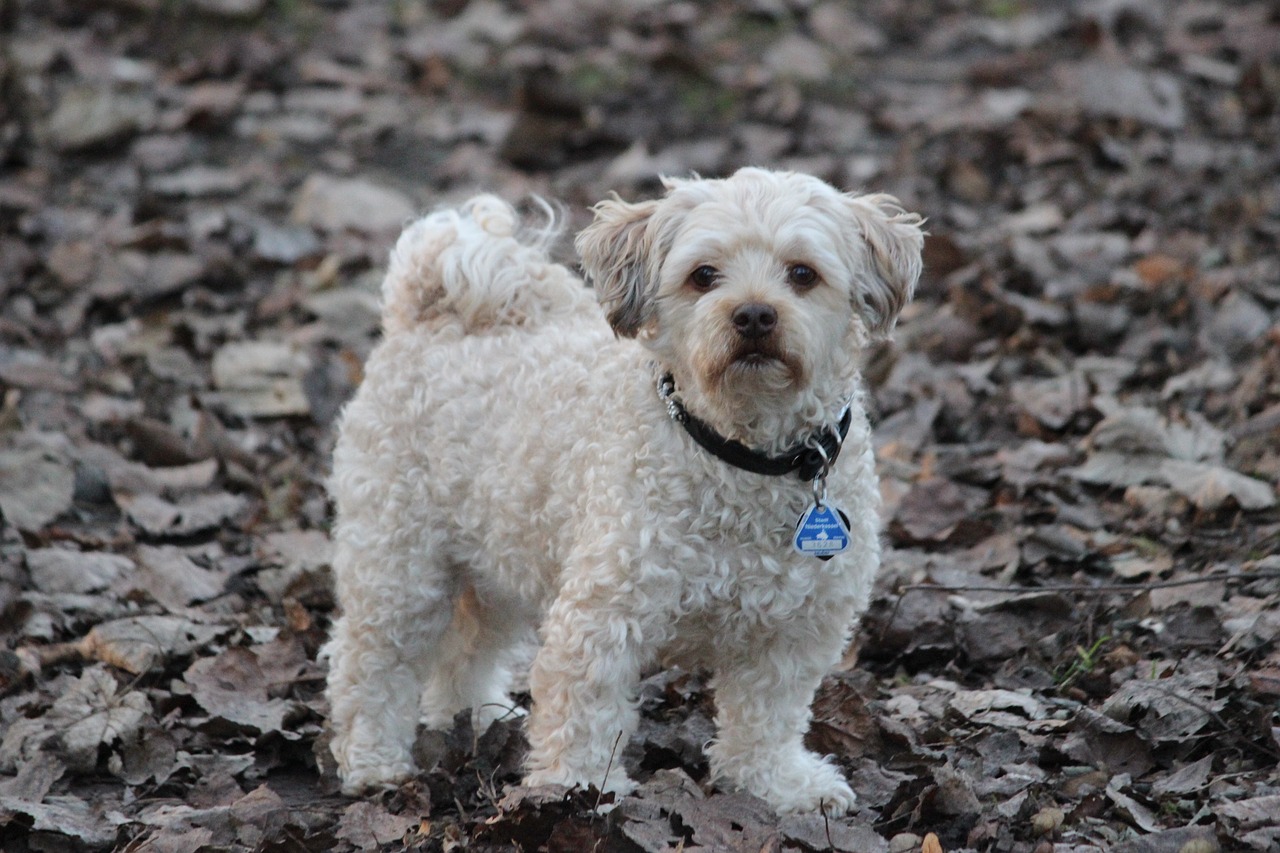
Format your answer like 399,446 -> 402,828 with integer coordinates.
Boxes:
322,168 -> 924,814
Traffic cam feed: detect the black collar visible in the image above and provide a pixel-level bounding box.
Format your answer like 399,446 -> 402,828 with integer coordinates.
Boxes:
657,373 -> 852,482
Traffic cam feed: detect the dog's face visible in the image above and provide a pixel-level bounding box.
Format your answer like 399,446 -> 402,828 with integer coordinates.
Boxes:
577,169 -> 924,412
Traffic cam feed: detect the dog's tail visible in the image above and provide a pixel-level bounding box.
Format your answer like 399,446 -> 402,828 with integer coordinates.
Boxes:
379,195 -> 591,336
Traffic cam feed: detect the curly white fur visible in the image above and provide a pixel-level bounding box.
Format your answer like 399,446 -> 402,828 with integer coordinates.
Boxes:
322,168 -> 924,814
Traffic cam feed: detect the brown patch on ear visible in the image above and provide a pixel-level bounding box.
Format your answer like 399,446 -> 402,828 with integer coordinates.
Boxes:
575,196 -> 662,337
845,194 -> 926,337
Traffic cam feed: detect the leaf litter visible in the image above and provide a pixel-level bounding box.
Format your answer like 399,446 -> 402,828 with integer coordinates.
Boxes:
2,0 -> 1279,851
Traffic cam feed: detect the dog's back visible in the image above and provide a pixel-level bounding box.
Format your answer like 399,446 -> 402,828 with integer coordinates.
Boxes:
379,195 -> 596,337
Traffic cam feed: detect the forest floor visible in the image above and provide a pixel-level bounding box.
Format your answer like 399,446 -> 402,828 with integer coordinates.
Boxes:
2,1 -> 1279,851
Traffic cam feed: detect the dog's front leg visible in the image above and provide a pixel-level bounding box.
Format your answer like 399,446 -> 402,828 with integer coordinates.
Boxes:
522,588 -> 651,798
708,632 -> 856,815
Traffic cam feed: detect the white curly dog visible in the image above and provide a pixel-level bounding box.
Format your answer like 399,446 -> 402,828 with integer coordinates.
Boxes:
323,168 -> 923,814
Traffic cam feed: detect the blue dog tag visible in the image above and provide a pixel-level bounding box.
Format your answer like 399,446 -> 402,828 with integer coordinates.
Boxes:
792,503 -> 851,559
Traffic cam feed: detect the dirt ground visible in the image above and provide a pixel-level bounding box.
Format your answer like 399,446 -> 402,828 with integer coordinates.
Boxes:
1,1 -> 1279,851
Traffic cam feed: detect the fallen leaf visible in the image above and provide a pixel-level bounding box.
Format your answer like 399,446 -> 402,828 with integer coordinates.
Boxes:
0,794 -> 130,847
1103,670 -> 1225,743
183,647 -> 296,735
25,549 -> 135,595
1105,775 -> 1160,833
132,545 -> 229,609
1,666 -> 151,775
84,615 -> 225,674
1161,459 -> 1276,511
117,491 -> 247,538
291,173 -> 415,235
0,446 -> 75,530
335,801 -> 420,847
949,689 -> 1046,723
1150,755 -> 1213,798
1216,795 -> 1280,829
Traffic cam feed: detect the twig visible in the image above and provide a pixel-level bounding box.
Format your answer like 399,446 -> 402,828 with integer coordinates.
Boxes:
594,730 -> 625,814
1143,678 -> 1280,762
880,568 -> 1280,640
478,700 -> 526,723
896,568 -> 1280,597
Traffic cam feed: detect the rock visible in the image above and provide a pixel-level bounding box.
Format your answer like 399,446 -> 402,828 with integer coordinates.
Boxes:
291,174 -> 415,235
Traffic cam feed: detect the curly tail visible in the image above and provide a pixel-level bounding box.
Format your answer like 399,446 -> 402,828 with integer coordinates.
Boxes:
380,195 -> 591,336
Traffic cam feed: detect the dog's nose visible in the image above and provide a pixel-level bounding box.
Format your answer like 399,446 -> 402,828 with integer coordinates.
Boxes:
732,303 -> 777,339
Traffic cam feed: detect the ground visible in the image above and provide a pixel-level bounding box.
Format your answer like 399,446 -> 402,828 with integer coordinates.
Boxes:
1,1 -> 1279,851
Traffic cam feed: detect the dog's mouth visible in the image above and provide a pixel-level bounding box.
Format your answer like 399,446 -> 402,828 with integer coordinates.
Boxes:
725,342 -> 798,380
732,351 -> 780,369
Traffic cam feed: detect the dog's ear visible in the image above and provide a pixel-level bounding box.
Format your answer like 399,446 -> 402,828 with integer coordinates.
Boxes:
576,196 -> 663,337
844,194 -> 925,338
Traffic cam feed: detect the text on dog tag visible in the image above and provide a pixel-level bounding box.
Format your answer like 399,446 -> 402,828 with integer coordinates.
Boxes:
792,503 -> 851,559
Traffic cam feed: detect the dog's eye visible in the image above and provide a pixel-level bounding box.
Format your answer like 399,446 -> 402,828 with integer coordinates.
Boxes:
788,264 -> 819,289
689,265 -> 719,290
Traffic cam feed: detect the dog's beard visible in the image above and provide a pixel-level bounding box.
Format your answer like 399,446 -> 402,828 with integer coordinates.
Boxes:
695,333 -> 807,398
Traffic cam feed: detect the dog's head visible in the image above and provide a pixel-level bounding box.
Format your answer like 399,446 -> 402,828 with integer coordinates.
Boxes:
577,168 -> 924,419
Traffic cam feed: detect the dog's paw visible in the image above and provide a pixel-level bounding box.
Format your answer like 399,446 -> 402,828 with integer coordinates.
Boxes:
524,767 -> 637,801
722,750 -> 856,815
338,762 -> 416,797
768,772 -> 856,815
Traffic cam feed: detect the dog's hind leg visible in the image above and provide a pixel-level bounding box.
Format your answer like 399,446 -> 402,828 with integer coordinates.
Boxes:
323,539 -> 455,795
420,583 -> 529,730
